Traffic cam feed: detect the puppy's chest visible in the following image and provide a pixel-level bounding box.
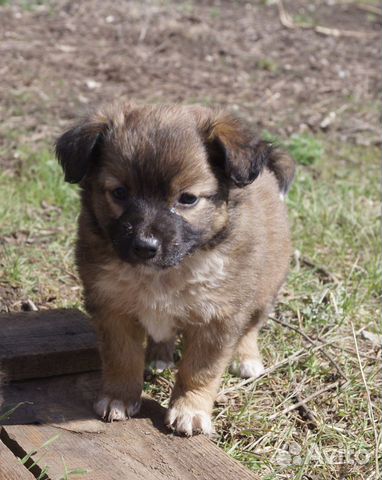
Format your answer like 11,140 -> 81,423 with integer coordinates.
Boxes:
97,253 -> 228,342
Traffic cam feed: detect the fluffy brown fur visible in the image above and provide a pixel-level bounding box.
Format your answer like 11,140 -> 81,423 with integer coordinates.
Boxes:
55,102 -> 295,436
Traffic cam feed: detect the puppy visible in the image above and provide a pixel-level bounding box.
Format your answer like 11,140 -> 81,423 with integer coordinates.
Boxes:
55,102 -> 294,436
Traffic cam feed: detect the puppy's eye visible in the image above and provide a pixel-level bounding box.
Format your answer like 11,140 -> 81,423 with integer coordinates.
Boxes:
177,193 -> 199,206
111,187 -> 128,201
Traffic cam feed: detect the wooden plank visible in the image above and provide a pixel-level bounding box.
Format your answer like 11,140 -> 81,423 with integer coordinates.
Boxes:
0,372 -> 258,480
0,439 -> 36,480
0,309 -> 100,381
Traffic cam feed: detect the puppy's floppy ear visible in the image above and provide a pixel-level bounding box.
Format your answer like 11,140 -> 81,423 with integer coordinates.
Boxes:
55,118 -> 107,184
195,110 -> 272,188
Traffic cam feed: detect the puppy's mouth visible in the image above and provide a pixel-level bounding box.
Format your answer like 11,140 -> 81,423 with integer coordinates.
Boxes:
119,252 -> 187,270
112,240 -> 191,270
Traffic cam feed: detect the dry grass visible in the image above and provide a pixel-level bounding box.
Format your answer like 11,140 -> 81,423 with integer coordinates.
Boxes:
1,133 -> 380,479
0,0 -> 380,478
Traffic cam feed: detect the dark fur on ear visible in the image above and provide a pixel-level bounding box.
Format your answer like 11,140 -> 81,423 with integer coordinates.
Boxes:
193,111 -> 272,188
55,119 -> 107,184
191,108 -> 295,193
209,134 -> 272,188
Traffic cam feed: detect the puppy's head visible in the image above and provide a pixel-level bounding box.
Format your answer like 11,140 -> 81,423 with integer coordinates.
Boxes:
55,103 -> 272,269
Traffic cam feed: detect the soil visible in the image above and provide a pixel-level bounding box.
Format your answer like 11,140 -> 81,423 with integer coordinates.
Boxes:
0,0 -> 380,311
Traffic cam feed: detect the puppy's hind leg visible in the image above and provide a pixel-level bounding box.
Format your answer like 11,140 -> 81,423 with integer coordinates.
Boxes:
146,336 -> 176,372
231,311 -> 267,379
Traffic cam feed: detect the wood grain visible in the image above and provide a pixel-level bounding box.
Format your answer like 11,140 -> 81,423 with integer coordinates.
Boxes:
0,309 -> 100,381
1,372 -> 257,480
0,309 -> 257,479
0,439 -> 35,480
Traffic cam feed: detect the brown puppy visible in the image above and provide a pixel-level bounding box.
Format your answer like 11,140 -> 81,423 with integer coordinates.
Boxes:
56,102 -> 294,436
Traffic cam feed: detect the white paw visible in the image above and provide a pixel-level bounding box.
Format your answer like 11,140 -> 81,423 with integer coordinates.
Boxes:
150,359 -> 175,373
94,395 -> 141,422
165,405 -> 214,437
231,359 -> 265,379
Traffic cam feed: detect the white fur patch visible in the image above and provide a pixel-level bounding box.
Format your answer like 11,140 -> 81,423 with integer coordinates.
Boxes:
94,250 -> 228,341
94,396 -> 141,422
149,359 -> 175,372
231,359 -> 265,379
165,405 -> 214,436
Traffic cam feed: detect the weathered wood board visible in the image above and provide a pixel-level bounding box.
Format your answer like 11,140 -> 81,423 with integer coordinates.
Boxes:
1,373 -> 257,480
0,439 -> 35,480
0,309 -> 100,381
0,312 -> 258,480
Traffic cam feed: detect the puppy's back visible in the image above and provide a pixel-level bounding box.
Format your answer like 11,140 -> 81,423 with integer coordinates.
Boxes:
224,168 -> 291,309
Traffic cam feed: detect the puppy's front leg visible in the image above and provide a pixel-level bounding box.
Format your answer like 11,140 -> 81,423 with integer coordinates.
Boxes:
93,313 -> 145,422
166,322 -> 236,436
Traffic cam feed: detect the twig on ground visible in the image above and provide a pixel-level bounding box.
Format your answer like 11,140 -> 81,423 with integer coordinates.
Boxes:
326,342 -> 379,360
315,25 -> 376,38
293,393 -> 317,427
276,0 -> 377,38
356,4 -> 382,16
268,380 -> 348,421
269,316 -> 348,382
276,0 -> 295,29
351,323 -> 379,478
300,256 -> 339,284
138,11 -> 152,43
219,351 -> 302,395
219,340 -> 336,396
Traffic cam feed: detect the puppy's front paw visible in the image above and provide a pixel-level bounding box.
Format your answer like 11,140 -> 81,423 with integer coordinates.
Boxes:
165,403 -> 214,437
230,358 -> 265,379
94,395 -> 141,422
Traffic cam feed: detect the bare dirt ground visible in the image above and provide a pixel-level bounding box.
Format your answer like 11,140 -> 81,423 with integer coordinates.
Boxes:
0,2 -> 381,478
0,0 -> 380,167
0,0 -> 380,311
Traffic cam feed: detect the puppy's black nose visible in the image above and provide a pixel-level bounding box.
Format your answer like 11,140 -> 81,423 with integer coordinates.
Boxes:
132,236 -> 159,259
